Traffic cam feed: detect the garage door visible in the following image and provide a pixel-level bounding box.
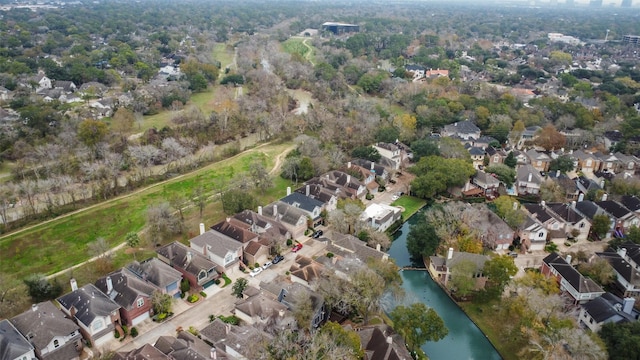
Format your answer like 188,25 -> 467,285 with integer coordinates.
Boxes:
131,311 -> 150,326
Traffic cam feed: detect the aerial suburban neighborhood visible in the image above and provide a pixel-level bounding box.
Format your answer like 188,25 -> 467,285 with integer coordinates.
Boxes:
1,0 -> 640,359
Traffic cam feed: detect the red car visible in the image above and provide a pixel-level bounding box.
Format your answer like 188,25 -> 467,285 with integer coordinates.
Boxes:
292,243 -> 303,252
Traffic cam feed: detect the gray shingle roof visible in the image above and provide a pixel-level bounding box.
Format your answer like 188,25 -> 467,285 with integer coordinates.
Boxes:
95,268 -> 158,310
57,284 -> 120,327
596,200 -> 633,219
190,230 -> 242,260
574,200 -> 600,220
582,293 -> 636,324
10,301 -> 79,351
443,120 -> 480,135
126,258 -> 183,290
113,343 -> 170,360
0,319 -> 33,360
621,195 -> 640,212
517,164 -> 544,184
281,192 -> 323,214
156,241 -> 221,277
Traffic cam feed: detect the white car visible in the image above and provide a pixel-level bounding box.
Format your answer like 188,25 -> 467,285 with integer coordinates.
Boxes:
262,261 -> 273,270
392,195 -> 399,201
249,267 -> 263,277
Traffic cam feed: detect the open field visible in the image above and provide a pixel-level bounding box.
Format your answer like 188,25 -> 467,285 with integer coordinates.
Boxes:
391,196 -> 426,220
282,37 -> 316,64
212,43 -> 235,71
0,142 -> 294,279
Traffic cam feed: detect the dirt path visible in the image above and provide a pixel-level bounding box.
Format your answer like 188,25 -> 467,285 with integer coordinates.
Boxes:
302,38 -> 315,66
268,144 -> 296,175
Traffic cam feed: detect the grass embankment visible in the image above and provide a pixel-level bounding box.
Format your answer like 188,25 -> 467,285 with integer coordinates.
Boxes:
460,301 -> 525,360
0,142 -> 294,280
391,196 -> 427,221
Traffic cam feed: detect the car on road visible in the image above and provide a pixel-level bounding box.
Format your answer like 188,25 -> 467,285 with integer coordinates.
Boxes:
272,255 -> 285,264
249,267 -> 263,277
312,230 -> 323,238
508,252 -> 518,258
292,243 -> 303,252
262,261 -> 273,270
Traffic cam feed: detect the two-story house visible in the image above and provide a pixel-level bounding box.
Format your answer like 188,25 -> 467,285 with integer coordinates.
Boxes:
485,147 -> 507,165
0,319 -> 35,360
295,184 -> 338,212
261,201 -> 309,240
190,230 -> 244,274
234,292 -> 289,326
373,142 -> 402,170
464,203 -> 514,251
579,293 -> 638,332
469,147 -> 485,170
428,248 -> 489,288
472,171 -> 500,198
519,214 -> 548,251
234,209 -> 292,248
156,241 -> 221,291
351,159 -> 389,180
126,258 -> 183,299
10,302 -> 82,360
596,200 -> 639,236
442,120 -> 481,140
57,284 -> 121,348
540,253 -> 604,304
360,203 -> 402,232
516,164 -> 544,195
95,269 -> 158,327
571,150 -> 598,175
548,202 -> 591,241
525,149 -> 551,172
281,190 -> 324,227
597,249 -> 640,298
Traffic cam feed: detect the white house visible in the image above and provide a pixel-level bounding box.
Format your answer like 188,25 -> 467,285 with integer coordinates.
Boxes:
360,203 -> 402,232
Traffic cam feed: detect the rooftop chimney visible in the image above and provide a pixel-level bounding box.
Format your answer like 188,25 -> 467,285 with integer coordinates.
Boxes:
541,200 -> 546,208
370,162 -> 375,170
258,206 -> 263,216
346,175 -> 351,183
619,247 -> 628,259
187,251 -> 192,263
70,278 -> 78,291
556,169 -> 560,178
376,244 -> 381,251
106,276 -> 113,294
347,161 -> 351,168
600,180 -> 605,188
306,185 -> 310,197
447,247 -> 454,260
386,336 -> 393,344
199,223 -> 205,235
528,173 -> 532,182
565,254 -> 572,265
623,297 -> 636,315
32,304 -> 38,312
287,187 -> 291,196
578,193 -> 585,202
571,201 -> 576,209
601,193 -> 608,201
273,205 -> 278,216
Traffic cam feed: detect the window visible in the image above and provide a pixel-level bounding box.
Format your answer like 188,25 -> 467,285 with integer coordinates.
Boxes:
586,160 -> 592,166
92,319 -> 104,332
53,339 -> 60,348
580,223 -> 585,228
136,298 -> 144,308
538,232 -> 545,239
537,161 -> 542,166
198,271 -> 206,280
493,157 -> 498,163
224,252 -> 234,265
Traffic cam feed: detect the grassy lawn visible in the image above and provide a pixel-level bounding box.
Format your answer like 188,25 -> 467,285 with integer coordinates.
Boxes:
460,301 -> 525,360
282,38 -> 310,58
212,43 -> 234,71
0,142 -> 294,279
391,196 -> 427,220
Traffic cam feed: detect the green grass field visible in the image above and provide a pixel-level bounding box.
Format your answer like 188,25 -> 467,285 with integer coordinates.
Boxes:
282,38 -> 315,64
212,43 -> 235,71
391,196 -> 427,220
0,142 -> 294,279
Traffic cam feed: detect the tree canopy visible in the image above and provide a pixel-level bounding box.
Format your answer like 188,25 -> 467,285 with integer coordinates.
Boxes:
410,156 -> 475,199
390,303 -> 448,353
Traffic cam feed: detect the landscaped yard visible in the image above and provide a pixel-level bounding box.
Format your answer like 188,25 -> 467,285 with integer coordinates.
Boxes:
391,196 -> 427,220
0,142 -> 294,279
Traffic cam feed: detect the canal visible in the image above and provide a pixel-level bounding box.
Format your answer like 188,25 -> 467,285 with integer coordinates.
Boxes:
388,212 -> 502,360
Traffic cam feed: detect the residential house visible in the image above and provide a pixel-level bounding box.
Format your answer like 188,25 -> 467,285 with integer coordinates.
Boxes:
621,195 -> 640,216
614,152 -> 639,173
0,319 -> 36,360
289,255 -> 324,286
274,282 -> 328,330
548,172 -> 580,201
95,269 -> 157,326
442,120 -> 481,140
595,152 -> 619,173
602,130 -> 623,150
352,158 -> 389,180
469,146 -> 485,170
156,241 -> 221,291
0,86 -> 11,101
428,248 -> 489,288
523,202 -> 571,244
295,184 -> 338,212
10,302 -> 82,360
405,65 -> 425,82
234,209 -> 292,248
579,293 -> 638,332
281,190 -> 324,227
57,283 -> 121,348
356,324 -> 413,360
517,126 -> 542,149
28,72 -> 52,92
324,230 -> 388,263
211,218 -> 262,260
525,149 -> 551,172
307,172 -> 367,200
597,249 -> 640,298
540,253 -> 604,304
199,321 -> 267,359
154,331 -> 218,360
53,81 -> 76,93
485,147 -> 507,165
234,292 -> 289,325
261,201 -> 308,240
113,343 -> 171,360
572,150 -> 598,175
126,258 -> 183,299
516,164 -> 544,195
519,214 -> 548,251
190,230 -> 244,273
548,202 -> 591,241
373,142 -> 402,170
343,162 -> 378,195
575,176 -> 603,200
463,203 -> 514,250
425,68 -> 449,78
360,203 -> 402,232
596,200 -> 639,236
243,238 -> 272,267
472,171 -> 500,198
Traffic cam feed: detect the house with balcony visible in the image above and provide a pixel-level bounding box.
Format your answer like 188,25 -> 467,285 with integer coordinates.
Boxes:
95,269 -> 157,326
472,171 -> 500,198
10,302 -> 82,360
126,258 -> 183,299
541,253 -> 604,304
57,284 -> 121,348
156,241 -> 221,291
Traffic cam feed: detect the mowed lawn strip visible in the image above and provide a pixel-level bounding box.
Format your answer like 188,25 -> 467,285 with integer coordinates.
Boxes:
391,196 -> 427,220
0,142 -> 293,279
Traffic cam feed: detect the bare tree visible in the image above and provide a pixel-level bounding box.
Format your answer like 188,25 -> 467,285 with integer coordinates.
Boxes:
146,202 -> 183,247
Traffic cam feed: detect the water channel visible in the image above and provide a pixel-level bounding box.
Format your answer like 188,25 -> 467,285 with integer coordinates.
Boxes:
388,212 -> 503,360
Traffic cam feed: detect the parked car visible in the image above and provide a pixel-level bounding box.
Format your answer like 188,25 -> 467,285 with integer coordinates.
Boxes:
292,243 -> 303,252
272,255 -> 285,264
508,252 -> 518,258
250,267 -> 263,277
312,230 -> 323,238
262,261 -> 273,270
